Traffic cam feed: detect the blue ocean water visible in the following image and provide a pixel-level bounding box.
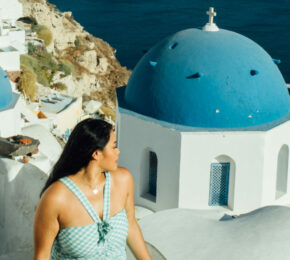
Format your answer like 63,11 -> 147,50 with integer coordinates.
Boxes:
49,0 -> 290,82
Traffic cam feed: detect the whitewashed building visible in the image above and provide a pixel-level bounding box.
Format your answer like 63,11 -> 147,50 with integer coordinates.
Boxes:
0,20 -> 62,256
0,0 -> 26,71
116,8 -> 290,214
0,67 -> 22,137
0,0 -> 23,25
0,75 -> 63,259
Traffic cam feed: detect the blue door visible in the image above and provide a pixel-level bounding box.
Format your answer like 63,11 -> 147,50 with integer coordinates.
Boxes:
209,163 -> 230,206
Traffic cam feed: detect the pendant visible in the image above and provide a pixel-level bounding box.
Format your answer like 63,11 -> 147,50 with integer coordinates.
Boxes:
93,188 -> 98,194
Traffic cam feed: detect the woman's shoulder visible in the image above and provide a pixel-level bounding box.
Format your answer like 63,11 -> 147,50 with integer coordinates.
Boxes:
111,167 -> 133,182
110,167 -> 134,199
39,180 -> 70,209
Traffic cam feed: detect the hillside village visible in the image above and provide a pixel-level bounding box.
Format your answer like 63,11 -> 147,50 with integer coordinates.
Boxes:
0,0 -> 132,143
0,1 -> 139,259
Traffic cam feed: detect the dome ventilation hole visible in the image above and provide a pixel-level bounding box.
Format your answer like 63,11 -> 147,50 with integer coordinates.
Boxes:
273,59 -> 281,65
186,72 -> 203,79
168,42 -> 178,49
250,70 -> 259,76
149,61 -> 158,67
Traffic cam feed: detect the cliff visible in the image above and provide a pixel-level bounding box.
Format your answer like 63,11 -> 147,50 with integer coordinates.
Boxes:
18,0 -> 131,116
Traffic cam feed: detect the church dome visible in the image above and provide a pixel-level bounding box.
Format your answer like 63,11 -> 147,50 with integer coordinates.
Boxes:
0,68 -> 13,111
122,28 -> 290,128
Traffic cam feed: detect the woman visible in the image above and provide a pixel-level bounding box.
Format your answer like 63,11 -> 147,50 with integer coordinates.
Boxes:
33,118 -> 152,260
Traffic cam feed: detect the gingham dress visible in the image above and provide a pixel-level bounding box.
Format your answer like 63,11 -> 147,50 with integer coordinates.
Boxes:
50,171 -> 129,259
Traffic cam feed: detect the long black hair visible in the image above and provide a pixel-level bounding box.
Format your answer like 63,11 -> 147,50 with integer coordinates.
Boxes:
40,118 -> 113,196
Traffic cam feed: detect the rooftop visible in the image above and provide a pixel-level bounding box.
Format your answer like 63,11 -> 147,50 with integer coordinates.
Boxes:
39,94 -> 76,114
139,206 -> 290,260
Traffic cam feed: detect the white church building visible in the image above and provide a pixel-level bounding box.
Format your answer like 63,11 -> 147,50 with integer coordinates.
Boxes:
116,8 -> 290,214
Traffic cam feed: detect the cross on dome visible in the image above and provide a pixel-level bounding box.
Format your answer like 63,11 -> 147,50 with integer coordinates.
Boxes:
202,7 -> 219,32
206,7 -> 216,25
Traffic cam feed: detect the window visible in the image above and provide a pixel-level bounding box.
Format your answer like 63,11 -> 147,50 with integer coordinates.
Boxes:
149,151 -> 157,197
141,150 -> 158,202
209,163 -> 230,206
276,145 -> 289,199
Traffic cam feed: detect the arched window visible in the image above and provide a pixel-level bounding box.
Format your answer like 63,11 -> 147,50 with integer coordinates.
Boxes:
209,162 -> 230,206
276,145 -> 289,199
209,155 -> 236,210
141,150 -> 157,202
149,151 -> 157,197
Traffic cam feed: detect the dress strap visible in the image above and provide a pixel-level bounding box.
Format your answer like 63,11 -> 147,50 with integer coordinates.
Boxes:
103,171 -> 111,221
59,176 -> 101,223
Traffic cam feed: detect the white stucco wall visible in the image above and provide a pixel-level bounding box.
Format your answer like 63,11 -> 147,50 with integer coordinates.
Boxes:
0,30 -> 26,53
9,30 -> 26,46
0,35 -> 11,47
21,124 -> 62,173
179,131 -> 265,213
44,97 -> 83,135
117,112 -> 181,212
0,124 -> 61,259
262,120 -> 290,205
0,1 -> 23,22
0,51 -> 20,71
117,107 -> 290,214
0,93 -> 22,137
0,158 -> 47,259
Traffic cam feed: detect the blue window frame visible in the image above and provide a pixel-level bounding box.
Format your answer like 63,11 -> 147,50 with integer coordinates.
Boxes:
209,163 -> 230,206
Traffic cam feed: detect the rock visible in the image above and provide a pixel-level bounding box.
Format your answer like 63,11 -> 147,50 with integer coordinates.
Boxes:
88,42 -> 95,49
95,57 -> 109,74
19,0 -> 131,121
63,11 -> 72,18
78,50 -> 97,73
83,100 -> 102,114
0,135 -> 40,157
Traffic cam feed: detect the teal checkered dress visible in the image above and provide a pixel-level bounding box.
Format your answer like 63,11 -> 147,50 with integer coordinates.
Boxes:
50,171 -> 129,259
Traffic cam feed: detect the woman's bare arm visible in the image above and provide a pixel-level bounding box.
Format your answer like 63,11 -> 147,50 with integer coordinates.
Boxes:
33,184 -> 61,260
124,169 -> 152,260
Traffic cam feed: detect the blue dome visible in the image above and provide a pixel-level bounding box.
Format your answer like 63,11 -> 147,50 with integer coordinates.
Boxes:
122,29 -> 290,128
0,68 -> 13,111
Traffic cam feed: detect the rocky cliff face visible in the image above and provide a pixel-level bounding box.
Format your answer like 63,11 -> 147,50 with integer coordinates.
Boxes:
19,0 -> 131,113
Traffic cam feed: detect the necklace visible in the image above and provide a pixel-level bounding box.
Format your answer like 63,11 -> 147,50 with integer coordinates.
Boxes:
82,172 -> 105,195
82,181 -> 99,195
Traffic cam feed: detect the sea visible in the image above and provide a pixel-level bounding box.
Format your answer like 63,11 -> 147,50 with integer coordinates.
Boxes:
49,0 -> 290,82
